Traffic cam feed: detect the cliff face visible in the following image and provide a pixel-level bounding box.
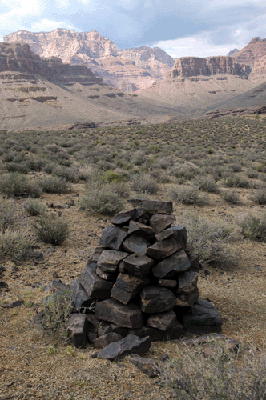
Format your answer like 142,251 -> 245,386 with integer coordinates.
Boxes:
232,37 -> 266,67
0,42 -> 103,85
3,29 -> 174,92
169,56 -> 250,79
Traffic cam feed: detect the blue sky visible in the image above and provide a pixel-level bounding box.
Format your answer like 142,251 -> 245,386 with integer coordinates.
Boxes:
0,0 -> 266,57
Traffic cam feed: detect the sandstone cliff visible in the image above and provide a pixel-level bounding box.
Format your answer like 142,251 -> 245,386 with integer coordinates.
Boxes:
169,56 -> 251,79
4,29 -> 174,92
232,37 -> 266,67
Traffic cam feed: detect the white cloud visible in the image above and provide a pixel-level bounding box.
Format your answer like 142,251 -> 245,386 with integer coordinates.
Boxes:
31,18 -> 76,32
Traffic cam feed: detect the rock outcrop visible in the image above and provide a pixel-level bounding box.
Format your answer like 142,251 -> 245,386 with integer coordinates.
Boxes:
232,37 -> 266,67
169,56 -> 250,79
4,29 -> 175,92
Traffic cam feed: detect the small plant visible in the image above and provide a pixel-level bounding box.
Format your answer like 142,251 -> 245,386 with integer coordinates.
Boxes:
102,170 -> 127,183
222,190 -> 241,204
47,345 -> 56,355
81,183 -> 124,216
0,228 -> 33,259
224,175 -> 250,189
239,214 -> 266,241
40,176 -> 68,194
65,345 -> 75,357
0,173 -> 42,198
131,174 -> 159,195
24,198 -> 46,216
197,177 -> 219,193
33,215 -> 69,245
0,198 -> 15,232
169,186 -> 207,206
251,189 -> 266,205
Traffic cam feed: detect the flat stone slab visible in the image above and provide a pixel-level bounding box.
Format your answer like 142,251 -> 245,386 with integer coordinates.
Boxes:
176,271 -> 199,295
97,334 -> 151,360
95,298 -> 143,329
150,214 -> 176,234
95,266 -> 116,282
155,228 -> 175,242
140,286 -> 176,313
147,310 -> 177,331
111,273 -> 145,305
130,356 -> 160,378
97,250 -> 128,273
92,246 -> 105,262
93,332 -> 123,349
147,238 -> 182,260
111,207 -> 143,226
182,299 -> 222,334
123,254 -> 155,278
66,314 -> 89,348
99,226 -> 127,250
128,221 -> 155,239
128,198 -> 173,215
123,234 -> 149,255
152,250 -> 191,278
79,261 -> 113,299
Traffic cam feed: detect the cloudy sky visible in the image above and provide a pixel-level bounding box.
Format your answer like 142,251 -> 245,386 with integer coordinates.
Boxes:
0,0 -> 266,57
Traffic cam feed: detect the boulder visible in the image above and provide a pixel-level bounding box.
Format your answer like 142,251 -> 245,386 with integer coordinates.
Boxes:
140,286 -> 176,313
130,356 -> 160,378
79,261 -> 113,299
95,267 -> 116,282
152,250 -> 191,278
123,254 -> 155,278
176,271 -> 199,295
147,238 -> 182,260
128,221 -> 155,239
92,246 -> 105,262
66,314 -> 89,348
111,273 -> 145,304
128,198 -> 173,215
182,299 -> 223,334
170,226 -> 187,249
132,321 -> 183,341
147,310 -> 177,331
97,334 -> 151,360
150,214 -> 176,234
99,226 -> 127,250
158,279 -> 177,289
95,298 -> 143,329
123,234 -> 149,255
188,252 -> 200,272
70,278 -> 90,309
155,228 -> 175,242
93,332 -> 123,349
111,207 -> 143,226
97,250 -> 128,273
176,287 -> 199,307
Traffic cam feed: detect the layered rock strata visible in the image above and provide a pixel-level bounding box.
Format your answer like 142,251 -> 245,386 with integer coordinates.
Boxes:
50,199 -> 222,357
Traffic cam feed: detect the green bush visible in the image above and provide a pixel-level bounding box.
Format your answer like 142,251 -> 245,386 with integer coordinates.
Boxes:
222,190 -> 241,204
251,189 -> 266,205
197,177 -> 219,193
33,215 -> 69,245
40,177 -> 68,194
224,175 -> 250,188
102,170 -> 127,183
81,183 -> 124,216
24,199 -> 46,216
169,186 -> 207,206
239,214 -> 266,241
0,173 -> 42,198
131,174 -> 159,195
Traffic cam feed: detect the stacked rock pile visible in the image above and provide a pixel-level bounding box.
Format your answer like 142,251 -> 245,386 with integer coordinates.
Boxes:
49,198 -> 222,358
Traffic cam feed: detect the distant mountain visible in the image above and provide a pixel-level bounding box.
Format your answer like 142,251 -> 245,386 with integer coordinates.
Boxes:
232,37 -> 266,67
4,29 -> 174,93
227,49 -> 239,57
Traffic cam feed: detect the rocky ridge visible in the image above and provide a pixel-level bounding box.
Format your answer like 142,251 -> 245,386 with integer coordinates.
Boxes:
4,29 -> 174,92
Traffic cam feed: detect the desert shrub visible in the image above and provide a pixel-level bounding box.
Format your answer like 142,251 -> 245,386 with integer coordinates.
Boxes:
172,162 -> 199,182
229,163 -> 242,172
0,173 -> 42,198
26,157 -> 44,172
239,214 -> 266,241
247,171 -> 259,179
251,189 -> 266,205
178,211 -> 233,266
78,165 -> 96,182
222,190 -> 241,204
163,340 -> 266,400
224,175 -> 250,188
0,199 -> 15,232
43,163 -> 56,174
0,229 -> 33,259
169,186 -> 207,206
197,177 -> 219,193
24,199 -> 46,216
157,156 -> 174,170
53,166 -> 79,183
5,162 -> 30,174
40,177 -> 68,194
33,215 -> 69,245
131,174 -> 159,195
81,183 -> 124,216
102,170 -> 127,183
132,151 -> 147,166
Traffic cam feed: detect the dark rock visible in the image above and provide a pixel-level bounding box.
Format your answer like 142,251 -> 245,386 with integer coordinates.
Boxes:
98,322 -> 128,338
97,334 -> 151,360
119,261 -> 127,274
123,254 -> 155,278
128,221 -> 155,239
128,198 -> 173,215
188,253 -> 200,272
133,321 -> 183,341
92,246 -> 106,262
147,310 -> 177,331
140,287 -> 176,313
99,226 -> 127,250
176,271 -> 199,295
0,281 -> 9,292
66,314 -> 89,348
176,287 -> 199,307
111,207 -> 143,226
97,250 -> 127,273
88,332 -> 98,343
93,332 -> 123,349
95,298 -> 143,329
150,214 -> 176,234
170,226 -> 187,249
111,273 -> 145,305
185,242 -> 194,254
45,279 -> 70,293
96,267 -> 116,282
147,238 -> 181,260
158,279 -> 177,289
123,234 -> 149,255
130,356 -> 160,378
155,229 -> 174,242
70,278 -> 90,310
2,300 -> 24,309
152,250 -> 191,278
182,299 -> 222,334
79,261 -> 113,299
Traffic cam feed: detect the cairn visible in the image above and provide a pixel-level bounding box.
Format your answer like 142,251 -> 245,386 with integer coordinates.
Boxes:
51,199 -> 222,359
